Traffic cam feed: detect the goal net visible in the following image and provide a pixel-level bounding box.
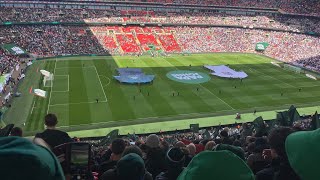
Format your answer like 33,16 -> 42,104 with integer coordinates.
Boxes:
283,64 -> 301,74
43,73 -> 54,87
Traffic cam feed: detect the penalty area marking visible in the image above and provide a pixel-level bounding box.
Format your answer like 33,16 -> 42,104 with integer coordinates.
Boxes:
98,75 -> 111,88
30,101 -> 36,115
93,66 -> 108,102
49,100 -> 108,107
55,101 -> 320,129
55,66 -> 96,70
47,59 -> 57,114
52,75 -> 69,92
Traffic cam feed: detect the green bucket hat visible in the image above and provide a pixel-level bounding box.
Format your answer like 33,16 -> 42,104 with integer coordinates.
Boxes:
0,136 -> 64,180
177,151 -> 254,180
215,144 -> 245,160
285,129 -> 320,180
117,153 -> 145,180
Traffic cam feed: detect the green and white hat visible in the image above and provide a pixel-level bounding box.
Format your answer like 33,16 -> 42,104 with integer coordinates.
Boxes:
177,151 -> 254,180
286,129 -> 320,180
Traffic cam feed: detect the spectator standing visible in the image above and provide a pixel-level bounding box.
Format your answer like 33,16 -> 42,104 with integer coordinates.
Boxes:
0,136 -> 65,180
101,153 -> 151,180
220,130 -> 233,145
9,127 -> 22,137
256,127 -> 300,180
35,113 -> 73,149
285,128 -> 320,180
145,134 -> 167,179
156,147 -> 185,180
99,138 -> 126,176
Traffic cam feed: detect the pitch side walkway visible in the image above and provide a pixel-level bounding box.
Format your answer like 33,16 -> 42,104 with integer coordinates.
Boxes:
67,106 -> 319,138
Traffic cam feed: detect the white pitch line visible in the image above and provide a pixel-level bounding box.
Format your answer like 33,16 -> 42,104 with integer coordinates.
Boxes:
67,75 -> 69,92
47,59 -> 57,114
198,83 -> 235,110
55,66 -> 96,69
55,101 -> 320,129
49,101 -> 108,107
233,56 -> 296,88
99,75 -> 111,87
30,101 -> 36,115
53,75 -> 69,92
253,68 -> 295,88
94,66 -> 108,102
162,57 -> 235,110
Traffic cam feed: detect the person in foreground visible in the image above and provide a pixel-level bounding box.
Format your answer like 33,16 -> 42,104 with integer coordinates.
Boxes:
0,136 -> 65,180
177,150 -> 254,180
255,127 -> 300,180
285,128 -> 320,180
100,153 -> 152,180
35,113 -> 73,149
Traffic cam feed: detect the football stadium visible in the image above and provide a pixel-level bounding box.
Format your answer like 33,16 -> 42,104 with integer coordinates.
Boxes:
0,0 -> 319,179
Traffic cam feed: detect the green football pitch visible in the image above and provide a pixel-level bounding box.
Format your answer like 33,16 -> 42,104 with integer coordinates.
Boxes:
3,53 -> 320,136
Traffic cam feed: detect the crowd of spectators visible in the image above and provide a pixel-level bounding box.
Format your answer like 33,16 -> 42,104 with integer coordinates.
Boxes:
108,0 -> 320,16
1,24 -> 319,71
0,7 -> 114,23
0,25 -> 108,57
0,49 -> 19,74
1,7 -> 320,34
173,26 -> 320,71
2,112 -> 318,180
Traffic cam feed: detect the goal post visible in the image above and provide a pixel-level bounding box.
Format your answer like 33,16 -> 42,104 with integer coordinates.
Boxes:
43,73 -> 54,87
40,70 -> 54,87
283,64 -> 301,74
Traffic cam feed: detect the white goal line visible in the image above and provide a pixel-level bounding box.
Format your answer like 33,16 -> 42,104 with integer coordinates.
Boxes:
52,75 -> 69,92
49,100 -> 108,107
55,66 -> 96,69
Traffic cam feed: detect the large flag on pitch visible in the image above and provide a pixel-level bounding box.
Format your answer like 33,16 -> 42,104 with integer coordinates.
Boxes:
33,89 -> 47,98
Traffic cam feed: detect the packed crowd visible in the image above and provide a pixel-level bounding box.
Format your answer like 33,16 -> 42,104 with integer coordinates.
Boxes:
88,13 -> 320,33
294,56 -> 320,72
91,25 -> 320,71
1,24 -> 319,71
173,26 -> 320,71
0,25 -> 108,57
1,7 -> 320,34
1,112 -> 318,180
0,7 -> 113,23
5,0 -> 320,15
107,0 -> 320,15
0,49 -> 20,74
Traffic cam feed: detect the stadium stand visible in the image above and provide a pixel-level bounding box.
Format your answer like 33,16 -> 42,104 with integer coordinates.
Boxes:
1,112 -> 319,179
0,2 -> 320,179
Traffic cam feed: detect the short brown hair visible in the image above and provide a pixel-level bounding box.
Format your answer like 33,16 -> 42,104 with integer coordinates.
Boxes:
10,127 -> 22,137
44,114 -> 58,127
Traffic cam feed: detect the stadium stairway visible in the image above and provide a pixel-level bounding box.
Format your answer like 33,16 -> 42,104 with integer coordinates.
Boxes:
157,33 -> 181,52
115,33 -> 141,53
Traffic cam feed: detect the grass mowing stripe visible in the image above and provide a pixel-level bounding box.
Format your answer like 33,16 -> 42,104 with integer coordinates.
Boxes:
118,60 -> 158,118
31,60 -> 55,131
141,59 -> 215,114
47,59 -> 57,114
94,58 -> 135,121
136,61 -> 179,116
67,60 -> 91,126
164,57 -> 235,110
4,53 -> 320,135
